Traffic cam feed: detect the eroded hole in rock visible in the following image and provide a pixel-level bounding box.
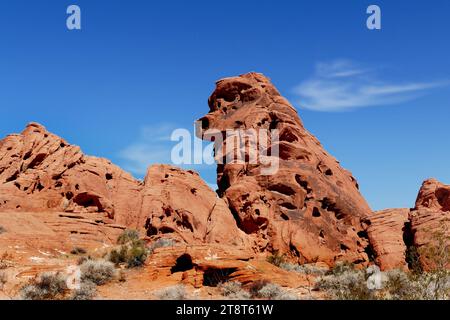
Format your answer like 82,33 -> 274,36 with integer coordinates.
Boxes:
73,192 -> 103,211
105,173 -> 113,180
268,184 -> 296,196
319,230 -> 325,238
290,243 -> 301,258
176,214 -> 194,233
364,242 -> 376,262
280,128 -> 299,143
320,198 -> 344,220
269,118 -> 279,130
295,175 -> 312,194
23,151 -> 32,161
280,202 -> 297,210
65,191 -> 74,200
200,117 -> 210,130
36,182 -> 44,192
280,212 -> 290,220
312,207 -> 321,217
14,182 -> 21,190
217,173 -> 231,194
435,187 -> 450,211
357,230 -> 368,239
28,153 -> 47,169
325,169 -> 333,176
159,226 -> 176,234
146,227 -> 157,237
5,171 -> 19,183
402,221 -> 421,271
340,244 -> 350,251
203,268 -> 237,287
171,254 -> 194,273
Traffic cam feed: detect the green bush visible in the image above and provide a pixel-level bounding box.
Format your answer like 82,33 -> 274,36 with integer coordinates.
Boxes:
117,229 -> 140,245
266,251 -> 286,267
111,229 -> 148,268
109,240 -> 148,268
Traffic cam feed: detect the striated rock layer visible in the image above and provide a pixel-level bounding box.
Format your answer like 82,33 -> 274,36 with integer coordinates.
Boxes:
367,209 -> 409,271
198,72 -> 372,266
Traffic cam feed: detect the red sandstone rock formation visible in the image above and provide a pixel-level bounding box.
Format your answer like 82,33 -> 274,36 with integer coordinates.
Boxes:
410,179 -> 450,270
140,165 -> 250,247
367,209 -> 409,271
198,73 -> 372,266
367,179 -> 450,271
2,75 -> 447,276
0,123 -> 249,250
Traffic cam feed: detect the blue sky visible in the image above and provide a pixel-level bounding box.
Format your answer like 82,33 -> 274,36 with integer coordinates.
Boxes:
0,0 -> 449,210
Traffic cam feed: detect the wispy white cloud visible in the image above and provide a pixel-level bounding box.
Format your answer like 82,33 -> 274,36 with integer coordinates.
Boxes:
293,59 -> 448,112
118,123 -> 176,176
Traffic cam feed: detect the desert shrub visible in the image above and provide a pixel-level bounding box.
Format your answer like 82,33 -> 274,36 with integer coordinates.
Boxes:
80,259 -> 115,285
117,229 -> 140,245
256,283 -> 297,300
20,272 -> 68,300
382,269 -> 416,300
76,256 -> 91,266
218,281 -> 251,300
148,238 -> 178,253
405,245 -> 423,275
329,261 -> 355,275
266,251 -> 286,267
0,226 -> 6,234
315,268 -> 373,300
109,239 -> 148,268
71,247 -> 87,255
249,280 -> 270,298
411,221 -> 450,300
155,285 -> 188,300
280,262 -> 328,275
69,281 -> 97,300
